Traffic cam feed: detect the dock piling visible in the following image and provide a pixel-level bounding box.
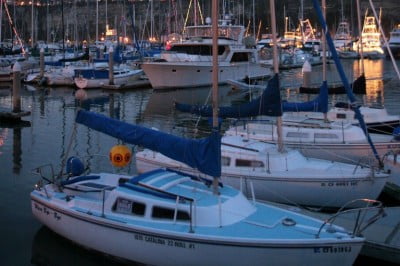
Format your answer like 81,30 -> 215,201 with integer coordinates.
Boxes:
108,46 -> 114,85
12,62 -> 21,113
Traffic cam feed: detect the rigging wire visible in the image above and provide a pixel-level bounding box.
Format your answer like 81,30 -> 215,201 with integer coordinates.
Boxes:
2,2 -> 25,54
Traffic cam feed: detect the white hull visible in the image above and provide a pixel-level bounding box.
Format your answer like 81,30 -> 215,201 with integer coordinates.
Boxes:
74,69 -> 143,89
227,132 -> 400,165
220,175 -> 386,208
225,119 -> 400,165
46,74 -> 75,86
136,156 -> 387,208
31,197 -> 362,266
283,141 -> 400,165
141,62 -> 270,89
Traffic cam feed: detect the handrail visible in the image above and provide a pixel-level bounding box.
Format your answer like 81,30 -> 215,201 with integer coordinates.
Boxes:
316,199 -> 385,238
32,164 -> 56,184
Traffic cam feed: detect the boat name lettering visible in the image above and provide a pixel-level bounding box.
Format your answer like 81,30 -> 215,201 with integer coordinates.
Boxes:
387,144 -> 400,149
314,246 -> 352,253
320,181 -> 358,187
134,233 -> 195,249
34,203 -> 61,220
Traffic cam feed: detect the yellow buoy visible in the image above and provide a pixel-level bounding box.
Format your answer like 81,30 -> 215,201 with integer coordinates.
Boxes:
109,145 -> 132,167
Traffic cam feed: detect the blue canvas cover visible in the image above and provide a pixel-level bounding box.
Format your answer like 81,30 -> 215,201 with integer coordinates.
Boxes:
75,110 -> 221,177
176,74 -> 283,118
74,68 -> 109,79
175,74 -> 328,117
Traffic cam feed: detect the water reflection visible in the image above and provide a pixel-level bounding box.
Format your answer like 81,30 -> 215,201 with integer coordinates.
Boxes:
143,85 -> 250,136
144,85 -> 244,116
0,127 -> 8,155
0,57 -> 397,265
13,128 -> 22,174
31,226 -> 141,266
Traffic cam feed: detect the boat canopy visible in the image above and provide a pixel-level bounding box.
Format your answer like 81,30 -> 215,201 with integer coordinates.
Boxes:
75,110 -> 221,177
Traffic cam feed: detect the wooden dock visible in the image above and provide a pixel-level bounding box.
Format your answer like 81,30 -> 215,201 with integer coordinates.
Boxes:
0,108 -> 31,121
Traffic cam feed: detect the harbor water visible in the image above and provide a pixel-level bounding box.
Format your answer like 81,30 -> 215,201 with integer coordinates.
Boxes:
1,58 -> 399,265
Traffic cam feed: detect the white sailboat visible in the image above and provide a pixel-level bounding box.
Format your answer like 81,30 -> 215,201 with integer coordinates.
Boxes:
30,1 -> 368,264
224,116 -> 400,166
286,102 -> 400,135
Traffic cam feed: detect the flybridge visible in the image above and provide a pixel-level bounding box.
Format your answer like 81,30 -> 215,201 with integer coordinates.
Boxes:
184,24 -> 244,42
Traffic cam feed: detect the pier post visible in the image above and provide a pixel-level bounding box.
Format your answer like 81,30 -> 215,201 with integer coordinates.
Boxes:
12,62 -> 22,113
40,48 -> 45,78
108,46 -> 114,85
302,60 -> 311,88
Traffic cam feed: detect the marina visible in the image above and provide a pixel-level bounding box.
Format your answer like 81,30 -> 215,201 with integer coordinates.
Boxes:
1,55 -> 399,266
1,0 -> 400,265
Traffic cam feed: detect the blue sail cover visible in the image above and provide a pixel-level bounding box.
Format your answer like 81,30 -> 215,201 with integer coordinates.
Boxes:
312,0 -> 381,165
175,74 -> 328,117
75,110 -> 221,177
176,74 -> 283,118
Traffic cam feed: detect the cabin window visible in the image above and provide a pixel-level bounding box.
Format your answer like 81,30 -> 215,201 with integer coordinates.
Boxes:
336,113 -> 347,119
315,133 -> 338,139
169,45 -> 225,56
112,197 -> 146,216
286,132 -> 309,138
152,206 -> 190,221
230,52 -> 249,62
235,159 -> 264,168
221,156 -> 231,166
118,178 -> 129,185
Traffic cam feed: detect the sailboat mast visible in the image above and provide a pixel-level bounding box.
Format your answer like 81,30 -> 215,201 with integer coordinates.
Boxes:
31,0 -> 34,47
0,0 -> 2,43
300,0 -> 304,44
96,0 -> 99,43
322,0 -> 327,81
356,0 -> 364,74
252,0 -> 255,36
212,1 -> 219,129
106,0 -> 108,29
211,0 -> 219,193
341,0 -> 344,22
61,0 -> 65,59
269,0 -> 283,152
321,0 -> 328,121
284,5 -> 287,33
